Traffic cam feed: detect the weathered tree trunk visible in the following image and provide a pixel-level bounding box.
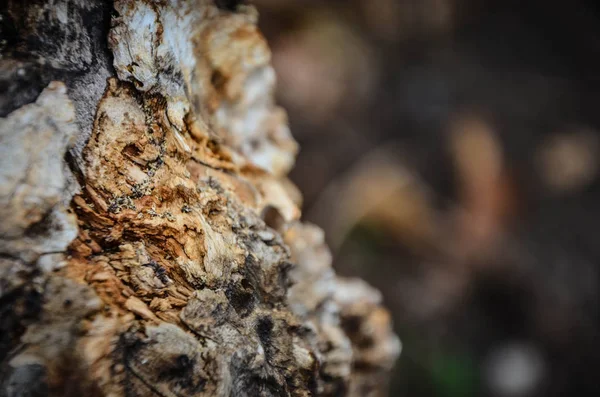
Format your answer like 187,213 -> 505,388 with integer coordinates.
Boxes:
0,1 -> 400,396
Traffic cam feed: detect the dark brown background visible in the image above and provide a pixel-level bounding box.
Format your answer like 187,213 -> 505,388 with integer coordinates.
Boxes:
254,0 -> 600,396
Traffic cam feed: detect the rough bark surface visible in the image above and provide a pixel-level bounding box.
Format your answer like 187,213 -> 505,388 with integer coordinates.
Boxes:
0,1 -> 400,396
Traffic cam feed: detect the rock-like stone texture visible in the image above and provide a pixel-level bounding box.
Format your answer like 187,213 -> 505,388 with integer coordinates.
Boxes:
109,0 -> 298,177
0,1 -> 400,396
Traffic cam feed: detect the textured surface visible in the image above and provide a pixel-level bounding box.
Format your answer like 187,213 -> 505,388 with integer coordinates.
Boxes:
0,82 -> 78,262
0,1 -> 400,396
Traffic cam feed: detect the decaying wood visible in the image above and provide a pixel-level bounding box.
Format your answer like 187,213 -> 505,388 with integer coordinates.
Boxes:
0,1 -> 400,396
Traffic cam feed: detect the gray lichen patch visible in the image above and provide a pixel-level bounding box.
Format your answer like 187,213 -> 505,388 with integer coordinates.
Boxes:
0,81 -> 78,263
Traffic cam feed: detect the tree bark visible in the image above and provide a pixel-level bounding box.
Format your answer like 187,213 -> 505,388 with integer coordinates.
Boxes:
0,1 -> 400,396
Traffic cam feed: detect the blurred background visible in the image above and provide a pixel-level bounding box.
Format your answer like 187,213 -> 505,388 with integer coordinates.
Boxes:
253,0 -> 600,396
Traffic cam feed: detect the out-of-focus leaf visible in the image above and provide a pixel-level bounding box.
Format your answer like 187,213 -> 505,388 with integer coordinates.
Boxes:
430,352 -> 479,397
